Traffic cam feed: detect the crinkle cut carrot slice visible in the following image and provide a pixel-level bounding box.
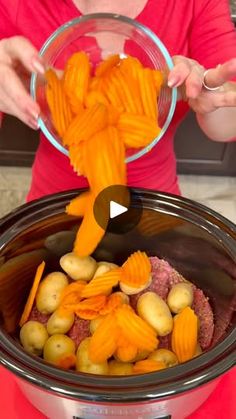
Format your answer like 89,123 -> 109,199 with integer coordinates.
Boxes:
63,103 -> 108,147
152,69 -> 164,95
63,51 -> 91,106
85,90 -> 110,108
116,334 -> 138,362
75,308 -> 101,320
115,304 -> 158,352
19,261 -> 45,327
121,251 -> 151,287
89,313 -> 119,363
66,191 -> 92,217
133,359 -> 166,374
81,269 -> 121,298
76,295 -> 107,311
95,54 -> 120,77
69,142 -> 86,176
58,354 -> 77,369
99,293 -> 122,315
137,67 -> 158,120
171,307 -> 198,363
73,195 -> 108,258
46,69 -> 73,138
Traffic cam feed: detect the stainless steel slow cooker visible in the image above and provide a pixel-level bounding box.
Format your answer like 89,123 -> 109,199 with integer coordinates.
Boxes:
0,189 -> 235,419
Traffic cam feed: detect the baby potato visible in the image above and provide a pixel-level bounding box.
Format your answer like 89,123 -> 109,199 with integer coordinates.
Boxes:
120,275 -> 152,296
108,360 -> 133,375
93,262 -> 118,279
148,349 -> 178,367
20,321 -> 48,356
137,292 -> 173,336
47,309 -> 74,335
76,337 -> 108,374
129,349 -> 151,362
36,272 -> 68,314
89,316 -> 106,334
43,334 -> 75,366
167,283 -> 193,314
60,252 -> 97,281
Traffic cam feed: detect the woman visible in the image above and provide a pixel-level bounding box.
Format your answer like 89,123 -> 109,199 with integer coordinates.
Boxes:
0,0 -> 235,200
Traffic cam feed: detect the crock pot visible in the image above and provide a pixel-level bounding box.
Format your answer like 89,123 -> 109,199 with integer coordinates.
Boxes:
0,189 -> 235,419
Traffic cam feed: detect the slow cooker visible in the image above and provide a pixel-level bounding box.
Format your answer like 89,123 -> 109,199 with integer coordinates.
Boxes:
0,189 -> 235,419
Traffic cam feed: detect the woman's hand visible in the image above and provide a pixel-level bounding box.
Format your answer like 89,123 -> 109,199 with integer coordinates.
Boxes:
168,56 -> 236,140
0,36 -> 45,129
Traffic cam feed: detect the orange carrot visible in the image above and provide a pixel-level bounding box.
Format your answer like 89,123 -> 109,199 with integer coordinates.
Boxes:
133,359 -> 166,374
121,251 -> 151,287
89,313 -> 118,363
115,304 -> 158,352
118,113 -> 160,148
171,307 -> 198,363
59,281 -> 86,310
66,191 -> 91,217
63,51 -> 91,107
63,103 -> 108,147
85,90 -> 110,108
69,144 -> 84,176
73,196 -> 108,258
46,69 -> 73,138
19,261 -> 45,327
152,69 -> 164,95
116,334 -> 138,362
95,54 -> 120,77
100,293 -> 122,315
58,354 -> 76,369
81,269 -> 121,298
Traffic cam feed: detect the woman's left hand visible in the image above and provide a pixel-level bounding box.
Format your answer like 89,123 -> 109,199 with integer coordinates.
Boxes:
168,56 -> 236,114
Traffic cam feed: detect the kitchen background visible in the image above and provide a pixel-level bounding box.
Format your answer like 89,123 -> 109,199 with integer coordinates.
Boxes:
0,3 -> 235,223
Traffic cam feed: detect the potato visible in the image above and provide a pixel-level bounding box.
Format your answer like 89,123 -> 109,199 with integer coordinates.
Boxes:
148,349 -> 178,367
108,360 -> 133,375
93,262 -> 118,279
120,275 -> 152,295
76,337 -> 108,374
20,321 -> 48,356
167,283 -> 193,314
89,316 -> 106,334
47,309 -> 74,335
43,334 -> 75,365
129,349 -> 150,362
60,252 -> 97,281
36,272 -> 68,314
137,292 -> 173,336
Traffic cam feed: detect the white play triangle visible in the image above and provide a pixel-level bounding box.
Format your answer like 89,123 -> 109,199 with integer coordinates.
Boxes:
109,200 -> 128,219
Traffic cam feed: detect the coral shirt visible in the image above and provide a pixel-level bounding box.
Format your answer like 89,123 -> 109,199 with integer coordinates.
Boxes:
0,0 -> 236,200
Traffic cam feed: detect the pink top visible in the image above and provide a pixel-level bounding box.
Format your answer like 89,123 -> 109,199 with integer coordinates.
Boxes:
0,0 -> 236,201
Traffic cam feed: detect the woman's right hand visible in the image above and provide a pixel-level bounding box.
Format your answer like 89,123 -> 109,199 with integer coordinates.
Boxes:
0,36 -> 45,129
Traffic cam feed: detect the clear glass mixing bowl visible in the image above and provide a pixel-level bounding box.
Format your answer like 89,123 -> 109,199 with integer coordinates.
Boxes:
31,13 -> 177,163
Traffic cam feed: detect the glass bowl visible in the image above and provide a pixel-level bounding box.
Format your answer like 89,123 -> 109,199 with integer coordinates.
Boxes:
31,13 -> 177,163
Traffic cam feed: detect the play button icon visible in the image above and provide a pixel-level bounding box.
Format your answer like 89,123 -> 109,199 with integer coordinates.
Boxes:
110,201 -> 128,219
93,185 -> 143,234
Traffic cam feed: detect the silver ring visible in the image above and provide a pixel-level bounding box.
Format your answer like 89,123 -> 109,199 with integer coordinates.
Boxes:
202,69 -> 222,91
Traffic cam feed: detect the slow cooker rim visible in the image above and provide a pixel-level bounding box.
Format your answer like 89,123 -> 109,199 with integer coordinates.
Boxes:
0,343 -> 235,402
0,188 -> 235,402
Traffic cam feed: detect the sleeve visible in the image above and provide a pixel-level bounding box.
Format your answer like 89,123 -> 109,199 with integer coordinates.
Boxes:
189,0 -> 236,70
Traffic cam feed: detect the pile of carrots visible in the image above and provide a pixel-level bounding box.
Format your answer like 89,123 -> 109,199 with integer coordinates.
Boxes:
45,52 -> 163,257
